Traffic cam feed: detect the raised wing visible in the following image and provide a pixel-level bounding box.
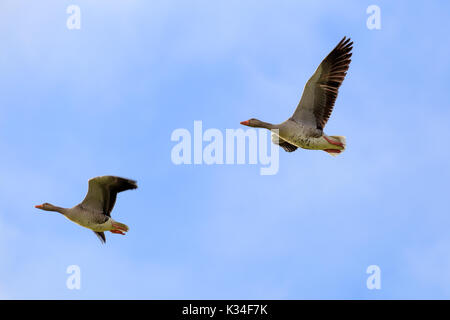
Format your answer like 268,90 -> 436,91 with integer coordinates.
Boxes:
80,176 -> 137,217
292,37 -> 353,130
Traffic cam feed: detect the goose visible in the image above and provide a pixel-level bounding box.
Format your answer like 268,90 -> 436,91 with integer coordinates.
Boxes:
240,36 -> 353,156
35,176 -> 137,243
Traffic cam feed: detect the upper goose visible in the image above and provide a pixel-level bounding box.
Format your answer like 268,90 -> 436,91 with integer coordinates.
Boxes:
241,36 -> 353,156
35,175 -> 137,243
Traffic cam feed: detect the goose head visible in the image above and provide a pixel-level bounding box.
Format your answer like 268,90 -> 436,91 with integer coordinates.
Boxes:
35,203 -> 59,212
240,118 -> 274,129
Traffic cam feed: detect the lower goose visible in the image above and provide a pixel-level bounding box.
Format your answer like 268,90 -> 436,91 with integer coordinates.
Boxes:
35,175 -> 137,243
241,36 -> 353,156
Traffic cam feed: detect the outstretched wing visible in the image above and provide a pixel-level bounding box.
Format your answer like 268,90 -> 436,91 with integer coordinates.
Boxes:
292,37 -> 353,130
80,176 -> 138,217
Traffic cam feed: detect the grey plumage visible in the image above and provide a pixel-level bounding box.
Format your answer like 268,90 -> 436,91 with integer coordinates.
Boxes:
81,176 -> 137,217
240,37 -> 352,156
35,175 -> 137,244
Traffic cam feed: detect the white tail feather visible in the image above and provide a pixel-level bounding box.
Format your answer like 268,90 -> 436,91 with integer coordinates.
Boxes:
326,151 -> 340,157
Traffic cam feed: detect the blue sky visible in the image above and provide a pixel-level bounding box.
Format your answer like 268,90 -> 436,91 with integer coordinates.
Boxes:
1,0 -> 450,299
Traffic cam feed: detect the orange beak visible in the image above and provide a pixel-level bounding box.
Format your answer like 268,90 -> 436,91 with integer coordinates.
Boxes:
35,205 -> 43,209
240,120 -> 250,126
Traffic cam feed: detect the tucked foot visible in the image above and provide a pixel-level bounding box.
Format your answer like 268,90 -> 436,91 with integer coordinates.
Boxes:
112,222 -> 128,232
323,136 -> 344,147
110,229 -> 125,235
323,149 -> 341,154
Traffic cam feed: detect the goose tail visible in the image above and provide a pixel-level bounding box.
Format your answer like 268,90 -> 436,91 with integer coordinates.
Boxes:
323,135 -> 346,156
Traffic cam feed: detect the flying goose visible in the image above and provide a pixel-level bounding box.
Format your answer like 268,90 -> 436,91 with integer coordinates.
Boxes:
241,36 -> 353,156
35,176 -> 137,243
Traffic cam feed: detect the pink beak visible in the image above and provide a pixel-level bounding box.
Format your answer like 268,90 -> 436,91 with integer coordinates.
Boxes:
240,120 -> 250,126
